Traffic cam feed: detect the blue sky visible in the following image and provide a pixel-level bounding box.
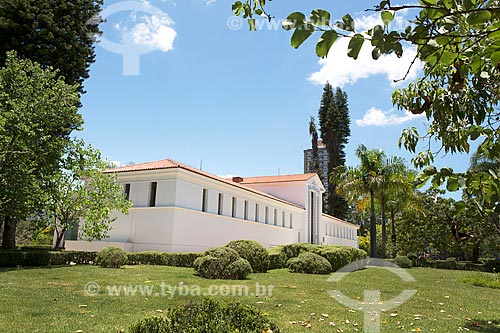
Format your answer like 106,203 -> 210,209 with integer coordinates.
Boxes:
78,0 -> 474,180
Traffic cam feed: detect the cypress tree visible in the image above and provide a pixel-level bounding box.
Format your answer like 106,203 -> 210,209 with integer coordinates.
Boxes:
308,116 -> 321,176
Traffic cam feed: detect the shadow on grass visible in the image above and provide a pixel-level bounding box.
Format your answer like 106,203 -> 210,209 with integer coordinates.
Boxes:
465,319 -> 500,332
0,265 -> 79,273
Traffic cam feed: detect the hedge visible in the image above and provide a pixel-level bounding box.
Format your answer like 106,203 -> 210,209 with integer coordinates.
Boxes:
0,249 -> 201,268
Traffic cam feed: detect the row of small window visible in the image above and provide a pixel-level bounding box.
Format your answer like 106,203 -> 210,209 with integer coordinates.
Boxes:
123,182 -> 157,207
201,189 -> 293,228
325,224 -> 357,240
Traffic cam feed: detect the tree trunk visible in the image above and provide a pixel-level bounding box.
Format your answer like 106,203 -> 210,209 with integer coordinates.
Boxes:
391,209 -> 396,258
369,190 -> 377,258
472,242 -> 481,264
381,195 -> 387,258
53,230 -> 65,250
1,215 -> 17,250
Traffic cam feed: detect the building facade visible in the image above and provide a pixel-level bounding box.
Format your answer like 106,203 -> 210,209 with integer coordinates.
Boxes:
66,159 -> 358,252
304,139 -> 329,192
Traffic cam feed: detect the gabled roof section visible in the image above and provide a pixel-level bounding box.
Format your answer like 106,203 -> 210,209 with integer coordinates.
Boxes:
103,159 -> 304,209
239,173 -> 317,184
103,159 -> 189,174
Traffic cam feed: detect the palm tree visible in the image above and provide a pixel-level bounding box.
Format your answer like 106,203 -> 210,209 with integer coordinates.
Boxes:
334,144 -> 385,257
377,156 -> 410,257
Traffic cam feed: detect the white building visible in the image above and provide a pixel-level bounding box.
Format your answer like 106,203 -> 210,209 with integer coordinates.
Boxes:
66,159 -> 358,253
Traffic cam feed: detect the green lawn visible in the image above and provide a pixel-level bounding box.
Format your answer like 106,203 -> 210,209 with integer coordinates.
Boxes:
0,265 -> 499,332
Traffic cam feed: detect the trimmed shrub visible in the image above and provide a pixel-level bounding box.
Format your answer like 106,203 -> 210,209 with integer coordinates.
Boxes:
0,250 -> 25,267
287,252 -> 332,274
127,251 -> 168,265
165,252 -> 203,267
281,242 -> 315,261
227,258 -> 253,279
23,251 -> 50,266
225,240 -> 269,273
484,259 -> 500,273
391,256 -> 412,268
312,246 -> 367,271
96,247 -> 128,268
193,247 -> 252,279
128,298 -> 280,333
268,252 -> 287,270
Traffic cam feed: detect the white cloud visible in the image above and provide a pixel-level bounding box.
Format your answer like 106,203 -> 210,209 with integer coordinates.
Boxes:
308,12 -> 423,87
205,0 -> 216,5
356,107 -> 424,127
131,15 -> 177,52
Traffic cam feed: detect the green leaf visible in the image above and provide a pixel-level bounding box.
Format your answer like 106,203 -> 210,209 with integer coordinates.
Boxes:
291,24 -> 315,49
454,200 -> 467,214
282,12 -> 306,31
422,166 -> 437,176
248,18 -> 256,31
310,9 -> 330,26
446,176 -> 459,191
488,30 -> 500,40
347,34 -> 364,59
342,14 -> 355,32
381,11 -> 394,26
316,30 -> 338,58
372,47 -> 382,60
467,10 -> 492,25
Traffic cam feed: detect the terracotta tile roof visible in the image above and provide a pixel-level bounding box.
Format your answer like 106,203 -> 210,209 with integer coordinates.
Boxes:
103,159 -> 189,173
103,159 -> 304,209
239,173 -> 317,184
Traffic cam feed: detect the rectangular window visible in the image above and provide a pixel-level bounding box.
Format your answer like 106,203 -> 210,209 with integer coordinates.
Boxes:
124,183 -> 130,201
255,204 -> 259,222
202,188 -> 208,212
273,209 -> 278,226
218,193 -> 223,215
149,182 -> 157,207
282,211 -> 286,227
232,197 -> 237,218
265,206 -> 269,224
244,200 -> 248,220
289,213 -> 293,229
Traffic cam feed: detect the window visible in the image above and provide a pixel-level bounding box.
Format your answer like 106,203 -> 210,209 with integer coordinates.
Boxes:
265,206 -> 269,224
282,211 -> 286,227
149,182 -> 157,207
124,183 -> 130,201
273,209 -> 277,226
289,213 -> 293,229
232,197 -> 237,218
218,193 -> 223,215
244,200 -> 248,220
255,204 -> 259,222
202,188 -> 208,212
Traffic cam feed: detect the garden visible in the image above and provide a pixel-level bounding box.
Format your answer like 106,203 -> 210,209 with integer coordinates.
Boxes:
1,242 -> 499,332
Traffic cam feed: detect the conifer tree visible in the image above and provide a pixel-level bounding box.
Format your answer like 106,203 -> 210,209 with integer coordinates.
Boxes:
318,83 -> 351,219
308,116 -> 321,176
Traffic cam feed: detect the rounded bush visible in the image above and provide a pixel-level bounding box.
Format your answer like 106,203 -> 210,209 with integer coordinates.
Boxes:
281,242 -> 315,261
392,256 -> 412,268
193,247 -> 252,279
227,258 -> 253,279
128,298 -> 281,333
225,240 -> 269,273
287,252 -> 332,274
96,247 -> 128,268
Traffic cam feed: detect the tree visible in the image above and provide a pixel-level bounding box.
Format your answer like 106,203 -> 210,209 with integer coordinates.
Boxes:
231,0 -> 500,233
335,144 -> 386,257
0,0 -> 103,93
308,116 -> 321,176
318,83 -> 351,219
0,52 -> 82,249
41,140 -> 132,250
377,156 -> 410,257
